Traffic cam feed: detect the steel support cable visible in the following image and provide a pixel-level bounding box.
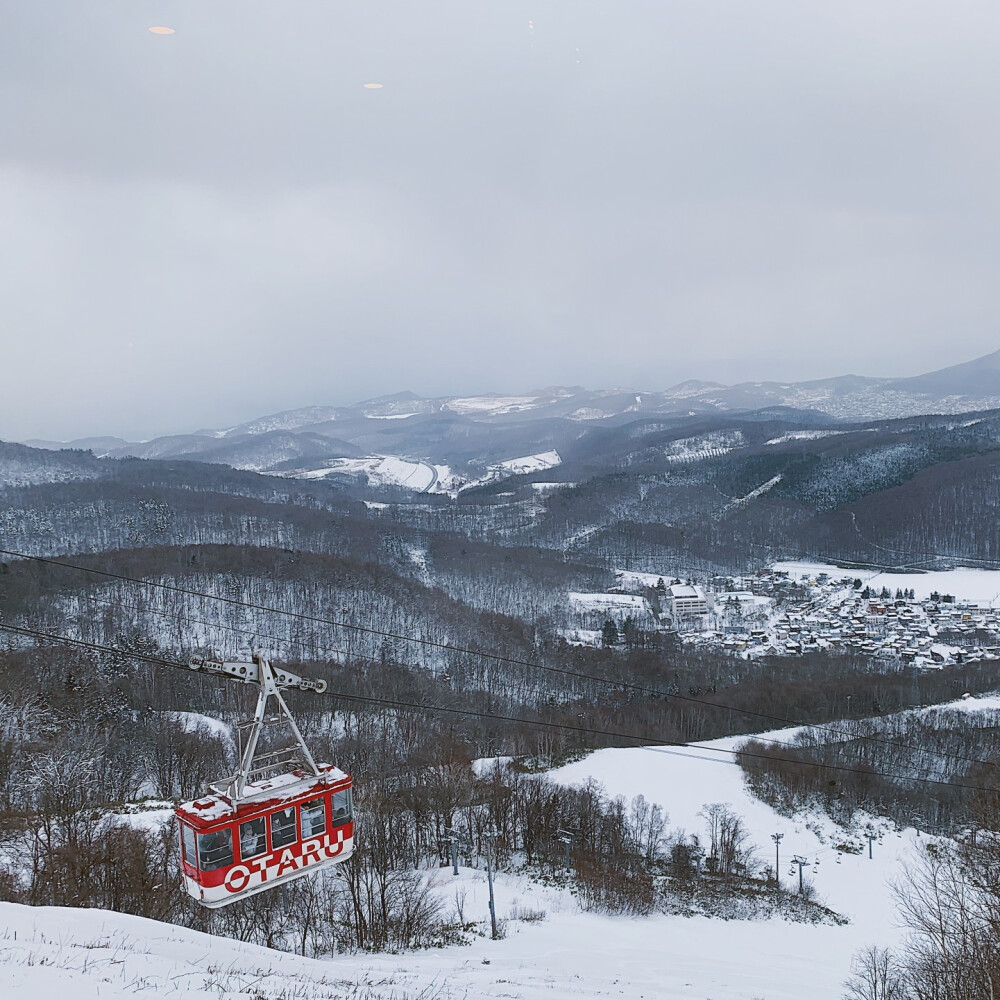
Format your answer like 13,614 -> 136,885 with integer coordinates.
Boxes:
1,621 -> 998,796
31,588 -> 348,663
0,547 -> 997,773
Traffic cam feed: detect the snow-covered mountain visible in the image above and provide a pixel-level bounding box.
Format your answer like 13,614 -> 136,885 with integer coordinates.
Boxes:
20,350 -> 1000,482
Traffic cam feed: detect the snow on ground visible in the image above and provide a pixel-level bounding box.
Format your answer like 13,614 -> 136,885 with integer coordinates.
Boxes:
663,430 -> 745,464
12,701 -> 999,999
765,429 -> 852,446
430,465 -> 464,494
166,711 -> 233,742
294,457 -> 428,490
530,481 -> 573,492
549,731 -> 922,998
295,457 -> 440,493
720,474 -> 783,513
863,567 -> 1000,605
289,449 -> 561,496
568,592 -> 647,613
562,525 -> 602,549
615,569 -> 668,589
0,887 -> 849,1000
0,735 -> 919,1000
557,628 -> 603,646
916,691 -> 1000,715
408,546 -> 432,585
492,451 -> 562,476
773,560 -> 1000,605
771,560 -> 868,581
445,395 -> 540,416
110,801 -> 178,833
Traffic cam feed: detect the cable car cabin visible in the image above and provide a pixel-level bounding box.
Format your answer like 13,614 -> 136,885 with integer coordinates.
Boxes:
176,763 -> 354,908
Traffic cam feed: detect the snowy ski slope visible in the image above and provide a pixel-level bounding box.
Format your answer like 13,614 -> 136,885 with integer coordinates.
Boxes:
4,695 -> 986,998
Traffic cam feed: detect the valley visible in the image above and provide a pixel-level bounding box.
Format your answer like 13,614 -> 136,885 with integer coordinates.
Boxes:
4,360 -> 1000,999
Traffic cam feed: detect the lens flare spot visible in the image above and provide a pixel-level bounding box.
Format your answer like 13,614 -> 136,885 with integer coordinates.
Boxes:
363,83 -> 384,89
149,26 -> 175,35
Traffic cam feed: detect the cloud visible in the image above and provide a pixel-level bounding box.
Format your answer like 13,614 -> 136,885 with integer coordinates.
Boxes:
3,1 -> 1000,438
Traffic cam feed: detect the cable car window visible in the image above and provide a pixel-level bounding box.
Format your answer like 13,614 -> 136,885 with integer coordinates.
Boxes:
332,788 -> 353,825
180,823 -> 198,867
239,817 -> 267,860
301,798 -> 326,838
271,807 -> 297,849
197,828 -> 233,871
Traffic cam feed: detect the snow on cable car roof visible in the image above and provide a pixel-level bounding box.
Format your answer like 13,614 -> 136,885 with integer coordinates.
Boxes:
177,764 -> 348,824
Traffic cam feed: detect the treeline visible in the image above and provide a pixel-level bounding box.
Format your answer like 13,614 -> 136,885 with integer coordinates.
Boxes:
737,707 -> 1000,834
6,542 -> 1000,757
0,642 -> 836,953
9,408 -> 1000,583
845,825 -> 1000,999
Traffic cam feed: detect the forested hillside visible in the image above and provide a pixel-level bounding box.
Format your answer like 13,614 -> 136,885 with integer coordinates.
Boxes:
4,404 -> 1000,988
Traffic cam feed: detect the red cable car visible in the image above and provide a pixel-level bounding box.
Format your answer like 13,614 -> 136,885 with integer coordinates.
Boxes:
175,655 -> 355,908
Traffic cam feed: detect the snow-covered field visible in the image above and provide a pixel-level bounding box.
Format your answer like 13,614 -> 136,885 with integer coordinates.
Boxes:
492,450 -> 561,476
550,734 -> 911,952
285,449 -> 562,495
165,710 -> 233,742
773,560 -> 1000,606
296,456 -> 441,492
445,395 -> 540,416
568,592 -> 647,614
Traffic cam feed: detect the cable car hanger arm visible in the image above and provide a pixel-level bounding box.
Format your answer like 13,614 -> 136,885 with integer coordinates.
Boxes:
188,653 -> 328,694
187,654 -> 327,802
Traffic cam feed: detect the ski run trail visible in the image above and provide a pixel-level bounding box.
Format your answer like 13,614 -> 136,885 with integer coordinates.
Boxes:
2,695 -> 981,999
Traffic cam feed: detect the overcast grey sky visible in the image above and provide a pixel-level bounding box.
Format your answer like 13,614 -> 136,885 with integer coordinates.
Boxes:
3,1 -> 1000,440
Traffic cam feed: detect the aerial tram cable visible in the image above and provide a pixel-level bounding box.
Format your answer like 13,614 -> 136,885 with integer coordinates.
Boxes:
42,588 -> 348,662
1,546 -> 996,773
0,618 -> 358,909
1,621 -> 997,795
0,547 -> 993,771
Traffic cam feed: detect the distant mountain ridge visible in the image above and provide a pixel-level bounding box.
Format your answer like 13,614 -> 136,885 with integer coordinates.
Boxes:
21,349 -> 1000,484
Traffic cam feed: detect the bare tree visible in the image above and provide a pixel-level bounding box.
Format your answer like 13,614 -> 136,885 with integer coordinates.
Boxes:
843,946 -> 906,1000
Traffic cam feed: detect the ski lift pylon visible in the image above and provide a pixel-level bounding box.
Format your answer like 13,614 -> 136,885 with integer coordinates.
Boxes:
175,654 -> 354,908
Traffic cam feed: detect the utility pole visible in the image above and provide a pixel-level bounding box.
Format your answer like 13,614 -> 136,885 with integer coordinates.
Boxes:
771,832 -> 784,888
556,828 -> 575,871
484,829 -> 499,940
791,855 -> 808,895
443,827 -> 463,875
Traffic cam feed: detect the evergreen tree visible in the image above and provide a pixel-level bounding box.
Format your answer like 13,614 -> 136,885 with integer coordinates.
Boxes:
601,619 -> 620,647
